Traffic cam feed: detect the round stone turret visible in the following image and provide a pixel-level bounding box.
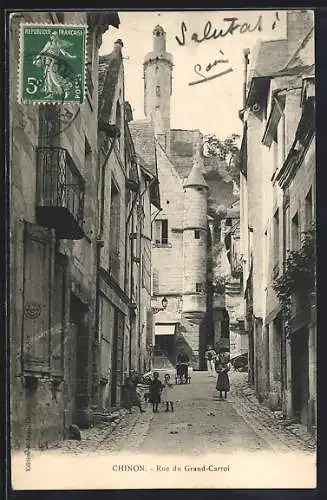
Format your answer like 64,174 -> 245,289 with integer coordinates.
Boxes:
182,149 -> 208,320
143,25 -> 173,137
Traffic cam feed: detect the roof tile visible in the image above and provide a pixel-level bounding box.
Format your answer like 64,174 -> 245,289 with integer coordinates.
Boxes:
129,120 -> 157,177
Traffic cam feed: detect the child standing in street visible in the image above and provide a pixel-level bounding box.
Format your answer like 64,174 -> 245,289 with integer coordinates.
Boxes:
161,373 -> 175,412
149,371 -> 163,413
215,353 -> 231,400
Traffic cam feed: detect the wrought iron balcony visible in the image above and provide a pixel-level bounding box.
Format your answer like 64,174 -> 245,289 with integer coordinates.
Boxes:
36,147 -> 85,239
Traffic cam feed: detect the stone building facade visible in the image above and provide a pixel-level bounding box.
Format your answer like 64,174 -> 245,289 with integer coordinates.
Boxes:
94,39 -> 160,410
220,201 -> 247,360
239,10 -> 316,435
10,11 -> 120,448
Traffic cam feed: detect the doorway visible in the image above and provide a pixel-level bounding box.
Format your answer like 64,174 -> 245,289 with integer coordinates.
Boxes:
291,328 -> 309,425
111,309 -> 125,406
69,293 -> 89,427
154,334 -> 175,369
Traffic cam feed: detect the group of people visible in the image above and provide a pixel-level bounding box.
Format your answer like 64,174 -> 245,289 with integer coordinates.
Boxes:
205,345 -> 231,400
122,347 -> 231,415
122,370 -> 174,414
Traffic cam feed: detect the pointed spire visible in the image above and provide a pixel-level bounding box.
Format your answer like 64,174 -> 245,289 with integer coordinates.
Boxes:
184,145 -> 208,189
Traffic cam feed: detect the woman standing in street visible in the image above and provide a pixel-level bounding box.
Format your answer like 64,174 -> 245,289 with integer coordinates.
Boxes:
215,353 -> 231,399
205,345 -> 217,377
149,372 -> 163,413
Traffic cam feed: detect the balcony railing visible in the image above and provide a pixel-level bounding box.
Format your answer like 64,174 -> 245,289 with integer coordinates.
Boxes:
36,147 -> 85,239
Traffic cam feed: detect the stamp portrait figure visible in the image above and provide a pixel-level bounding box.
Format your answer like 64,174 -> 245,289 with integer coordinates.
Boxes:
20,24 -> 87,104
32,31 -> 77,99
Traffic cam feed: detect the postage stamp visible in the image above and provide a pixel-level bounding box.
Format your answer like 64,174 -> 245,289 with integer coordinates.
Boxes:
18,24 -> 87,104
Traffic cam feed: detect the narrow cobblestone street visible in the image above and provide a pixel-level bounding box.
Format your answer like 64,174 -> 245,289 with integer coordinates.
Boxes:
12,372 -> 316,489
42,371 -> 316,456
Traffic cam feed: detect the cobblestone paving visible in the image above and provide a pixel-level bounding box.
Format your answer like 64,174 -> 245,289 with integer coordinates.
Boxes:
47,371 -> 316,456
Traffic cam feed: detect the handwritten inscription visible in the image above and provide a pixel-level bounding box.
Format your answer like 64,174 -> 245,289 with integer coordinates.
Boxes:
189,50 -> 233,86
176,16 -> 263,46
189,67 -> 234,86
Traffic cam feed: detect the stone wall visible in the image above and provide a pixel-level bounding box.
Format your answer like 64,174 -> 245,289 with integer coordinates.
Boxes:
10,11 -> 107,448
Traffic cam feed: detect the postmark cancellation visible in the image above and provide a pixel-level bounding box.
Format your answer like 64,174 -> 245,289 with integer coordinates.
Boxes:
18,23 -> 87,104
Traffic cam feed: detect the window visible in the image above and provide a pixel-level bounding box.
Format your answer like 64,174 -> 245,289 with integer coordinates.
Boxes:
154,219 -> 168,245
156,85 -> 161,97
305,188 -> 313,231
273,209 -> 279,265
194,230 -> 200,239
226,218 -> 232,227
291,212 -> 299,250
196,283 -> 202,293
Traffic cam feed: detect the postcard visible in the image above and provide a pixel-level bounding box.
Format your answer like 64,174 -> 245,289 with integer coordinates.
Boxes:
8,9 -> 316,490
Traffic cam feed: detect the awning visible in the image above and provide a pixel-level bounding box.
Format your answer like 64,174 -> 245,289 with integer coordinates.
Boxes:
230,352 -> 248,361
155,324 -> 176,336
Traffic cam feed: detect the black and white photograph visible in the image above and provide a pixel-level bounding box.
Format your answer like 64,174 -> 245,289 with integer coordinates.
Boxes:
8,9 -> 316,489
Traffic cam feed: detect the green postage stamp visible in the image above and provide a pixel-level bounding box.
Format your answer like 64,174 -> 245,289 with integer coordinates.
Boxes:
19,24 -> 87,104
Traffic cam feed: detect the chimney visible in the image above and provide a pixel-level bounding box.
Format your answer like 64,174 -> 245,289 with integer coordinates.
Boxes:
243,48 -> 250,109
286,10 -> 313,58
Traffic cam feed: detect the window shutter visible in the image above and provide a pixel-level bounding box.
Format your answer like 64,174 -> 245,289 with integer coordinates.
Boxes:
22,222 -> 54,373
51,254 -> 67,375
162,219 -> 168,244
154,220 -> 161,244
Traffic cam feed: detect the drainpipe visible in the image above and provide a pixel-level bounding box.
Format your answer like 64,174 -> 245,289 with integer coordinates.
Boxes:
137,212 -> 143,371
124,176 -> 157,372
124,176 -> 157,293
98,136 -> 116,240
94,132 -> 117,405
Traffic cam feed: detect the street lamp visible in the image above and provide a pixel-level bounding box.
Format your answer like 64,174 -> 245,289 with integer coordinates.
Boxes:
152,296 -> 168,314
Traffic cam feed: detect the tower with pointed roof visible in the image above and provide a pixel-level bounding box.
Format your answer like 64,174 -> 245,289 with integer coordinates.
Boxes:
182,145 -> 208,354
144,25 -> 236,371
143,25 -> 173,147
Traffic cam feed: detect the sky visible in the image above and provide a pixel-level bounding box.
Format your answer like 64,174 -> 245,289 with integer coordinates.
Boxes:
100,10 -> 287,140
